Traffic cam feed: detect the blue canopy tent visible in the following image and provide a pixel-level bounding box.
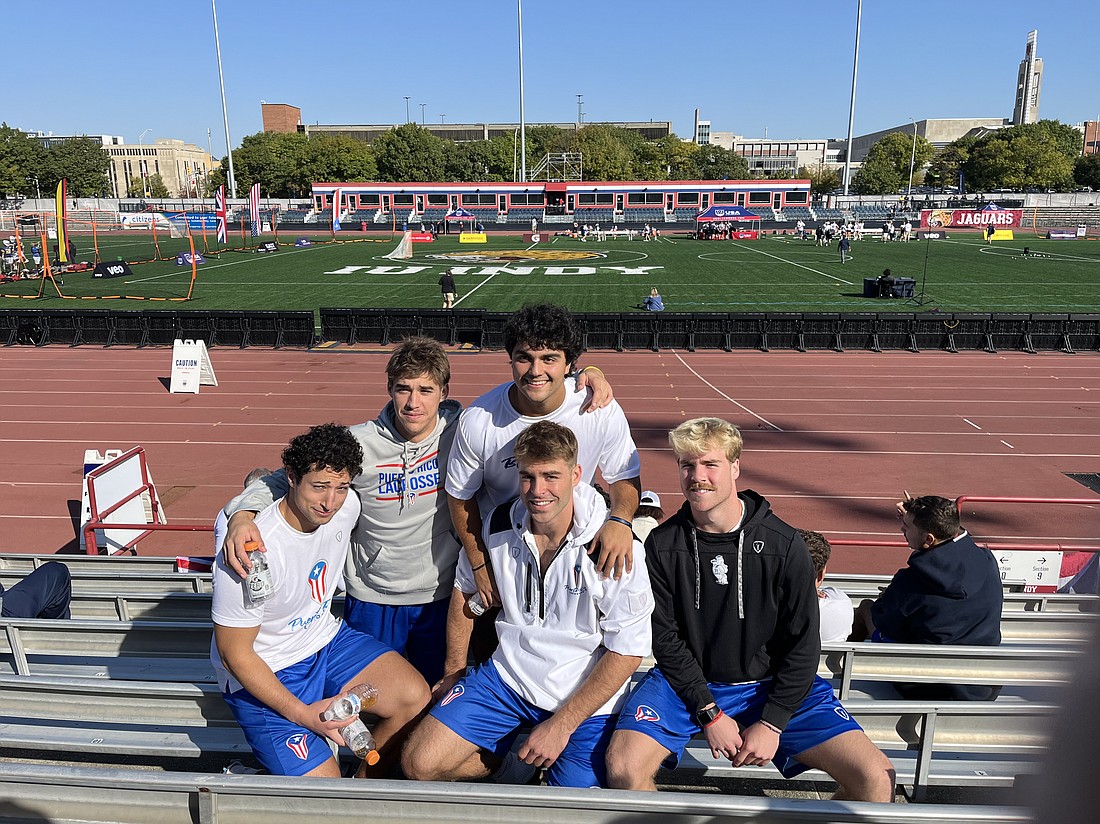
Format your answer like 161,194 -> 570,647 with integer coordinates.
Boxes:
445,207 -> 478,233
694,204 -> 761,238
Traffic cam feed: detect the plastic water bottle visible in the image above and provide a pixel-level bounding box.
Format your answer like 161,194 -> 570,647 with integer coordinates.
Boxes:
339,717 -> 380,765
243,540 -> 274,606
321,683 -> 379,722
466,592 -> 488,617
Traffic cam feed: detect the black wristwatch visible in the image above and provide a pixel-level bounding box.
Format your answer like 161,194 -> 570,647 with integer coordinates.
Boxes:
695,705 -> 722,727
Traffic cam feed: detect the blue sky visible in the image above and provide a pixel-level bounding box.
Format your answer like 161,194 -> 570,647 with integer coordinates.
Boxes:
8,1 -> 1098,157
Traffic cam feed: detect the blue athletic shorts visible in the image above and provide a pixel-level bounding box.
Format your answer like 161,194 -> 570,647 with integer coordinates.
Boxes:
430,659 -> 616,788
222,621 -> 392,776
343,596 -> 448,685
615,667 -> 862,778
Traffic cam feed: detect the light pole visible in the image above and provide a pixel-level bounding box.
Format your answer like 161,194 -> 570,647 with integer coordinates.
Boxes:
440,114 -> 445,125
842,0 -> 862,196
139,128 -> 151,197
404,96 -> 410,123
420,103 -> 426,125
576,93 -> 584,125
211,0 -> 237,198
907,119 -> 918,199
28,175 -> 40,200
517,0 -> 527,182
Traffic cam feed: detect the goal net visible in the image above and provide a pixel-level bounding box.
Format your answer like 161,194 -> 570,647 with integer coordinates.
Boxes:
383,230 -> 413,260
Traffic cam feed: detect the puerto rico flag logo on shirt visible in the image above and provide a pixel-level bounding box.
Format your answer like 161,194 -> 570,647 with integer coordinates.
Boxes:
440,684 -> 464,706
307,561 -> 328,604
634,705 -> 661,723
285,733 -> 309,760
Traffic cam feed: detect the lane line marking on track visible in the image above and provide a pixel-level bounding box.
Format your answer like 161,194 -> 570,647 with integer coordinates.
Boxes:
729,241 -> 854,285
670,351 -> 783,432
963,418 -> 982,430
1001,440 -> 1015,449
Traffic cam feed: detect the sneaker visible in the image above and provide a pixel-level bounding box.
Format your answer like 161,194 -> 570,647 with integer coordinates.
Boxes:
223,760 -> 263,775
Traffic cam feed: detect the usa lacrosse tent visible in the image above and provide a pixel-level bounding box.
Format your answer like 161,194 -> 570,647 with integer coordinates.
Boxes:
694,204 -> 761,237
444,207 -> 478,233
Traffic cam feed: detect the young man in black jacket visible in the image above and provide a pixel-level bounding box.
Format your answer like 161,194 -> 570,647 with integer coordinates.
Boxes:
606,417 -> 895,801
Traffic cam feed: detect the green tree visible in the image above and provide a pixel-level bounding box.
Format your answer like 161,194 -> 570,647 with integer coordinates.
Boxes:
798,162 -> 840,195
42,137 -> 111,197
126,173 -> 168,198
1074,154 -> 1100,191
852,131 -> 935,195
299,134 -> 376,191
571,125 -> 635,181
961,120 -> 1081,191
926,136 -> 976,192
0,123 -> 47,198
688,144 -> 749,181
372,123 -> 446,182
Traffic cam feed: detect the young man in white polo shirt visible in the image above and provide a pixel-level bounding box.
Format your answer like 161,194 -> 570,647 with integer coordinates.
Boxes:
211,424 -> 430,778
402,421 -> 653,787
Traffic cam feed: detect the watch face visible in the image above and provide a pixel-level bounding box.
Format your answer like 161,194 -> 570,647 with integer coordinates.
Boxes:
696,706 -> 720,726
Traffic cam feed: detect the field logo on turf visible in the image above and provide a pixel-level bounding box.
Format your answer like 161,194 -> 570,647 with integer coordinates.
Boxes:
431,250 -> 606,264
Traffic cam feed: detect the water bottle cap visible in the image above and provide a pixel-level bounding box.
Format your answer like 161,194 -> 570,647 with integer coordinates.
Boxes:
364,750 -> 380,766
244,540 -> 260,551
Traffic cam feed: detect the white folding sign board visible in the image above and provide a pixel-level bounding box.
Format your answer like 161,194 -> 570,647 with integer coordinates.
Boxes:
170,338 -> 218,394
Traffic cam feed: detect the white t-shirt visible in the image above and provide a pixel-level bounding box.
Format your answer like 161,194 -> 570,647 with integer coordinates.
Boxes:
210,493 -> 361,693
818,585 -> 855,644
212,508 -> 228,555
445,377 -> 640,516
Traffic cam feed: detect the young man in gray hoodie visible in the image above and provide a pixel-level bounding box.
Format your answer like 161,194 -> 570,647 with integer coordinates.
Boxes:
222,337 -> 612,685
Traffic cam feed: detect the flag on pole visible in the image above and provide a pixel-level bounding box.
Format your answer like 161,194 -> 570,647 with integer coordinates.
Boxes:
214,185 -> 227,244
332,188 -> 343,232
249,183 -> 260,237
55,179 -> 70,264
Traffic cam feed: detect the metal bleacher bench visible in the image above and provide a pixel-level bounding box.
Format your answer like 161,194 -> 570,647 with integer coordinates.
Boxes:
0,669 -> 1057,801
0,762 -> 1032,824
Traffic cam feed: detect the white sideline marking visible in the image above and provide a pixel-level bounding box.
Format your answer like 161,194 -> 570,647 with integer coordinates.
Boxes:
963,418 -> 982,430
732,242 -> 854,285
671,351 -> 783,432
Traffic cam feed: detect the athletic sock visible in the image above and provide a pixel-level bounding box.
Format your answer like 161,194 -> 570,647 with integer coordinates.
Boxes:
488,751 -> 537,784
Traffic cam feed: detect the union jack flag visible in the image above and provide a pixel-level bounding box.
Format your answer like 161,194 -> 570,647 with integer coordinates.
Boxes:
249,182 -> 260,237
307,560 -> 328,603
285,733 -> 309,760
214,185 -> 227,245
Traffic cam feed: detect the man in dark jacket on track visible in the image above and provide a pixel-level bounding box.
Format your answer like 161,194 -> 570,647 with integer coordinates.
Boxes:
606,417 -> 895,801
850,494 -> 1003,701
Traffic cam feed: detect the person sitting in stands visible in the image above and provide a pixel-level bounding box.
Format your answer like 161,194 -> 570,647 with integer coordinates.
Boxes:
877,269 -> 895,299
799,529 -> 854,644
849,495 -> 1003,701
0,562 -> 71,619
642,287 -> 664,312
632,490 -> 665,544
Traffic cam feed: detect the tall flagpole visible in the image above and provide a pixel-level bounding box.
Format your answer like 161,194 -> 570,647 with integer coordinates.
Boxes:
211,0 -> 237,199
842,0 -> 862,197
517,0 -> 527,183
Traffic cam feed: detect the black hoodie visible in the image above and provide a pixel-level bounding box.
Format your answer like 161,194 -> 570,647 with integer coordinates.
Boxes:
645,490 -> 819,731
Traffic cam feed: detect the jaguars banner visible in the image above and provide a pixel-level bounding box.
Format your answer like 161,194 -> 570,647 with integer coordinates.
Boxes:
920,208 -> 1023,229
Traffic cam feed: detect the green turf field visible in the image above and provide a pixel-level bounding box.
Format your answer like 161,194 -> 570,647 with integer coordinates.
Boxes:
4,229 -> 1099,315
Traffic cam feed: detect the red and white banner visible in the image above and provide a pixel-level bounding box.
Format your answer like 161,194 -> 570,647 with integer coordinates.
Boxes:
410,232 -> 434,242
920,209 -> 1023,229
214,185 -> 227,244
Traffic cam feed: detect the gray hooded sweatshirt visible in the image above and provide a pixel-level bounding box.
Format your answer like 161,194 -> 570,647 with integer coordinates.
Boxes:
225,399 -> 463,605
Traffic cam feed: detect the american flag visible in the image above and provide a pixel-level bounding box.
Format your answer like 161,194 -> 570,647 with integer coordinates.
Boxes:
249,182 -> 260,237
285,733 -> 309,760
332,188 -> 343,232
214,185 -> 227,244
307,560 -> 328,604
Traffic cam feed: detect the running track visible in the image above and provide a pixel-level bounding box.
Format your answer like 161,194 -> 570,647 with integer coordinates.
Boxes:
1,346 -> 1097,575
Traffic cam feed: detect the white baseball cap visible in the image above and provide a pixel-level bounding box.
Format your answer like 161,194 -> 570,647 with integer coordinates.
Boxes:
640,491 -> 661,508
